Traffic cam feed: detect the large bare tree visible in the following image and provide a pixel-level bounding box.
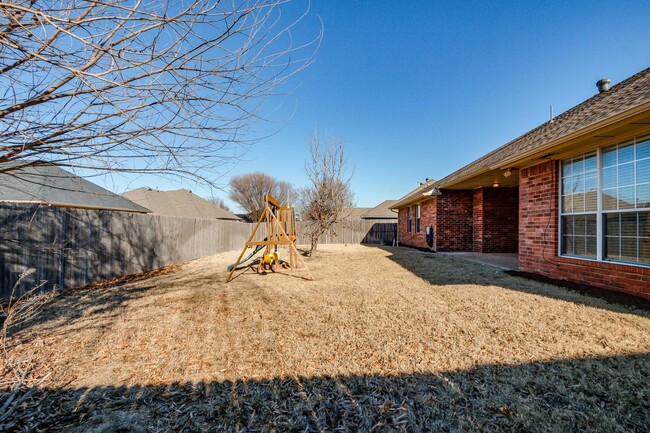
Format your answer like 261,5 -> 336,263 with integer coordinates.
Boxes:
0,0 -> 318,184
300,132 -> 354,256
229,171 -> 295,221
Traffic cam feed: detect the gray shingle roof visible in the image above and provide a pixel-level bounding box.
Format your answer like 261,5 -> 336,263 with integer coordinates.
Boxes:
0,162 -> 150,213
123,188 -> 241,220
435,67 -> 650,189
343,207 -> 372,220
362,200 -> 398,219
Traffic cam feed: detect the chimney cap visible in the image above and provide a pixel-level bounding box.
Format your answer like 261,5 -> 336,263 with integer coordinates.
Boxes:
596,78 -> 611,93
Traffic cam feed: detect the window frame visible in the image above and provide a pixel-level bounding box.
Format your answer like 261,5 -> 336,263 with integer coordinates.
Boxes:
415,204 -> 421,233
558,136 -> 650,267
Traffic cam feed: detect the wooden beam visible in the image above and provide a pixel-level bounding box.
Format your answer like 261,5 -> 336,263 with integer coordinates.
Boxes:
265,194 -> 280,207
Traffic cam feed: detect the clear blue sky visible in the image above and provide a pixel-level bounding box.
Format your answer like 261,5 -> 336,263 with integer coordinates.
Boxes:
103,0 -> 650,212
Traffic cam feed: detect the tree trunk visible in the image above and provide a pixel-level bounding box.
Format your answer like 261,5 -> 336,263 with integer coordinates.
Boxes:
309,235 -> 318,257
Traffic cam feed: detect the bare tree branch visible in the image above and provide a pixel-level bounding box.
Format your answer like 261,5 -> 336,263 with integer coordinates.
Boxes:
207,195 -> 230,212
0,0 -> 320,185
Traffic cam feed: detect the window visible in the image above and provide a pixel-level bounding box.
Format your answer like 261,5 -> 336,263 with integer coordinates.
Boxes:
560,137 -> 650,266
560,152 -> 597,258
415,205 -> 421,233
602,140 -> 650,264
407,206 -> 412,232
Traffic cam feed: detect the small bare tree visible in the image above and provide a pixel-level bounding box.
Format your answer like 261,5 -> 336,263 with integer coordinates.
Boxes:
0,0 -> 319,185
229,172 -> 296,221
300,132 -> 354,256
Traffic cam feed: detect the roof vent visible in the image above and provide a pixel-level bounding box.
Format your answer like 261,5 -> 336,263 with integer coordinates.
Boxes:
596,78 -> 611,93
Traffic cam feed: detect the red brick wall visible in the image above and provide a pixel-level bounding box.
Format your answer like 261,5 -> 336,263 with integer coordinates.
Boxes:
473,189 -> 484,252
397,191 -> 473,251
436,190 -> 474,251
397,199 -> 436,249
473,187 -> 519,253
519,160 -> 650,299
423,198 -> 437,250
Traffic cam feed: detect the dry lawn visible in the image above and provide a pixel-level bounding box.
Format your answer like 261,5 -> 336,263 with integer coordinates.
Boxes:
3,244 -> 650,432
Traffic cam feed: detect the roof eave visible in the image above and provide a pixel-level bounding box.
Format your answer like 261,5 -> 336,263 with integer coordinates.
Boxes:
437,100 -> 650,190
390,190 -> 439,209
491,100 -> 650,171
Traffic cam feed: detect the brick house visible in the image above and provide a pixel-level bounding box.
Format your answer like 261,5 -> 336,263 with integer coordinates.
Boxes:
392,68 -> 650,299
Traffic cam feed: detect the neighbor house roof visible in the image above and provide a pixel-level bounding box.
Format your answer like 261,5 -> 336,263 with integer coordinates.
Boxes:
434,67 -> 650,190
0,162 -> 150,213
344,207 -> 372,220
391,179 -> 438,209
362,200 -> 398,219
123,188 -> 241,220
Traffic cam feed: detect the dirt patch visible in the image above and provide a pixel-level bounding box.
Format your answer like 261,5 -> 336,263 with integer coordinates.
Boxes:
3,244 -> 650,432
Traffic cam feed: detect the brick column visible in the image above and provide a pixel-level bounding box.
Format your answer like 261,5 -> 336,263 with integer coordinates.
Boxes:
473,187 -> 519,253
519,161 -> 559,272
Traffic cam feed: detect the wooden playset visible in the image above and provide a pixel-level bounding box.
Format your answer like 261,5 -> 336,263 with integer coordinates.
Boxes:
226,195 -> 312,282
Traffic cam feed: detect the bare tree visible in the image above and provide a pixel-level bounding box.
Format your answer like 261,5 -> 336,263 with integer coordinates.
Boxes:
207,196 -> 231,212
300,132 -> 354,256
0,0 -> 319,184
229,172 -> 295,221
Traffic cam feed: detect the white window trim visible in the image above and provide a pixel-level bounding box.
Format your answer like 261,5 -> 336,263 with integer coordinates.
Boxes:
558,137 -> 650,268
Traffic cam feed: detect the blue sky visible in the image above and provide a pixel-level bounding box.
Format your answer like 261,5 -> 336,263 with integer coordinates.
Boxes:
103,0 -> 650,211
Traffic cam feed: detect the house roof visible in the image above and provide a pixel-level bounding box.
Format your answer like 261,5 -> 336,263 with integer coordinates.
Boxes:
343,207 -> 372,220
0,162 -> 150,213
362,200 -> 398,219
434,67 -> 650,190
123,188 -> 241,220
391,179 -> 438,209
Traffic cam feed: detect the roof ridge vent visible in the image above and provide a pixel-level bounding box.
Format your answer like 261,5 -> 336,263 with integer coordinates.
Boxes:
596,78 -> 611,93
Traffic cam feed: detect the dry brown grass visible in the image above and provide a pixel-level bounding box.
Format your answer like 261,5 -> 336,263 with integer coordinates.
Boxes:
3,244 -> 650,432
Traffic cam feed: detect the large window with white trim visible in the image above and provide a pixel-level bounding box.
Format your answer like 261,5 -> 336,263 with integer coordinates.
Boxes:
560,136 -> 650,265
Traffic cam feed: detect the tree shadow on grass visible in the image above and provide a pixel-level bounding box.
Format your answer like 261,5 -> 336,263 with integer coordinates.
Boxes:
4,282 -> 159,348
4,353 -> 649,432
373,246 -> 650,316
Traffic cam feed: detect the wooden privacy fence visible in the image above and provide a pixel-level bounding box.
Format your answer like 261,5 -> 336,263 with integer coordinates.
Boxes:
295,220 -> 397,245
0,202 -> 396,298
0,203 -> 256,297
